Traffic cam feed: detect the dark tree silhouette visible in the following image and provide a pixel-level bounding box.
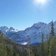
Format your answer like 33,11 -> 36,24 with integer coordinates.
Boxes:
41,33 -> 45,56
50,21 -> 55,36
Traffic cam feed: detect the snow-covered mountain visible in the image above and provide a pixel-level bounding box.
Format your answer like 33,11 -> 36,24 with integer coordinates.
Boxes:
0,21 -> 56,45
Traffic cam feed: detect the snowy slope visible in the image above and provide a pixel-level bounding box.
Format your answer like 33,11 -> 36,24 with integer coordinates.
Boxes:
0,21 -> 56,45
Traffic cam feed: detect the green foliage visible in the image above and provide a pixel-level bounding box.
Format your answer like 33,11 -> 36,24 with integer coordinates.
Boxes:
0,32 -> 19,56
0,30 -> 56,56
13,49 -> 16,56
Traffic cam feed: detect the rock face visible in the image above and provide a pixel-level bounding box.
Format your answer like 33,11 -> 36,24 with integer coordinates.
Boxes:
0,21 -> 56,45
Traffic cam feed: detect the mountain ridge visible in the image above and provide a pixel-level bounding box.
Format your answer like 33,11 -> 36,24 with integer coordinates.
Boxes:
0,21 -> 56,45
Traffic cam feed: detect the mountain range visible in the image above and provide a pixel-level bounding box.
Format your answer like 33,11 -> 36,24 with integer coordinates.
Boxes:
0,21 -> 56,45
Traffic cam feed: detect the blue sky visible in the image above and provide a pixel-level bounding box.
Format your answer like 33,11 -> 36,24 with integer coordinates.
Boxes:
0,0 -> 56,30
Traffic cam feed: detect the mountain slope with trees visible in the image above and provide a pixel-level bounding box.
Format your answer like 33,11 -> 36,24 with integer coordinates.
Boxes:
0,21 -> 56,56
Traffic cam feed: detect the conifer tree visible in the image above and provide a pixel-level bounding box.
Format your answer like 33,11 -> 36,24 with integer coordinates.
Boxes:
48,21 -> 55,56
41,33 -> 44,56
13,49 -> 16,56
50,21 -> 55,36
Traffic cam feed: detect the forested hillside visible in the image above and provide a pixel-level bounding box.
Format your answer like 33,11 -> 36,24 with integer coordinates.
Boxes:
0,21 -> 56,56
0,32 -> 56,56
